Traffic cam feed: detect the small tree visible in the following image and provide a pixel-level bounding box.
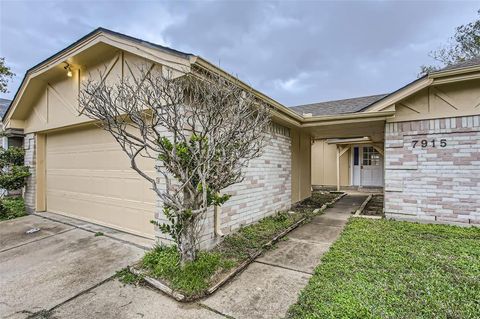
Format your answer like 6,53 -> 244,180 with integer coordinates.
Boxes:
0,57 -> 15,93
79,66 -> 271,263
419,10 -> 480,76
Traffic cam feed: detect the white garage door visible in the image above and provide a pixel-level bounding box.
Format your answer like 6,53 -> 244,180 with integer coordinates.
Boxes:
46,126 -> 156,238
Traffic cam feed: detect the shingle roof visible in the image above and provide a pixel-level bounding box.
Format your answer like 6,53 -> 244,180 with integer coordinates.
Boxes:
0,98 -> 11,119
436,56 -> 480,72
289,94 -> 389,116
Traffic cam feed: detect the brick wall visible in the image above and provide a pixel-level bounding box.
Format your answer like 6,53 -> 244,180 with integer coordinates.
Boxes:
384,115 -> 480,225
154,128 -> 292,249
24,133 -> 36,213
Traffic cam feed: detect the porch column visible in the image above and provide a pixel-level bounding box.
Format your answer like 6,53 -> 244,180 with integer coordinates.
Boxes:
336,145 -> 350,191
336,145 -> 340,191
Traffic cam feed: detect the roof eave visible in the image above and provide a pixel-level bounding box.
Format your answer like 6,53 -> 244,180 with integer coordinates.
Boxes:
300,110 -> 395,127
192,57 -> 304,126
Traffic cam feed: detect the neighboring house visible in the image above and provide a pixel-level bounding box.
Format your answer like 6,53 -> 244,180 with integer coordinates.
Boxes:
0,98 -> 23,149
2,29 -> 478,249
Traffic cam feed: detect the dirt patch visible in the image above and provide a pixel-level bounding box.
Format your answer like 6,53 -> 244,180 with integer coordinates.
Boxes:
295,191 -> 339,210
360,195 -> 384,216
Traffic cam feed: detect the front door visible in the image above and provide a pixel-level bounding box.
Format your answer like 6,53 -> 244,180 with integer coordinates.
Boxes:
360,146 -> 383,186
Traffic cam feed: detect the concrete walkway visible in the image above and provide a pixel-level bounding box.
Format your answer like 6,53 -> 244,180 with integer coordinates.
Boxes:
21,194 -> 367,319
200,194 -> 367,319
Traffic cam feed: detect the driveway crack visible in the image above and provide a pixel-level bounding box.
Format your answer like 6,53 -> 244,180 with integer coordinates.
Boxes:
197,302 -> 237,319
253,260 -> 314,276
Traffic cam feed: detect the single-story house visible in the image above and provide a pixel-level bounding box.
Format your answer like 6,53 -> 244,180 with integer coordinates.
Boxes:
2,28 -> 479,248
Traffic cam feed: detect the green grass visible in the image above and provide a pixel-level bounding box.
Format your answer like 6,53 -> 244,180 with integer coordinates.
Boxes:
138,192 -> 341,298
142,245 -> 235,296
116,268 -> 142,285
0,197 -> 26,221
140,211 -> 304,297
287,218 -> 480,319
217,211 -> 303,261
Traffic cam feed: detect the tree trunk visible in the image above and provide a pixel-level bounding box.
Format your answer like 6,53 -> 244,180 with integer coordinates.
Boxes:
179,220 -> 197,264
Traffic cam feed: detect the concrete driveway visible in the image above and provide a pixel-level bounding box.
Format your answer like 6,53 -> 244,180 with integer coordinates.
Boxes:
0,214 -> 223,319
0,215 -> 145,318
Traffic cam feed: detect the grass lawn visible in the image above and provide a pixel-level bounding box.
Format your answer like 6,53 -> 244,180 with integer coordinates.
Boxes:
288,218 -> 480,319
121,191 -> 340,298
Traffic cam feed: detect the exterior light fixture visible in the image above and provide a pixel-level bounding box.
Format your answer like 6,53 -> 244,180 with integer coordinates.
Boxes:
64,63 -> 73,77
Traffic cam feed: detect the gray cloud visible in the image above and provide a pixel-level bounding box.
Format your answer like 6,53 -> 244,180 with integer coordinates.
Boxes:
0,1 -> 478,106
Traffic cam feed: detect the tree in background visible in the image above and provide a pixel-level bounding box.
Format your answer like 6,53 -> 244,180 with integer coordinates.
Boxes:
79,67 -> 271,263
0,57 -> 15,93
0,147 -> 30,220
420,10 -> 480,76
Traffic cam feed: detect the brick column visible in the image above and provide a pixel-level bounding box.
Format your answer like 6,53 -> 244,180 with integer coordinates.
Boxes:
23,133 -> 36,213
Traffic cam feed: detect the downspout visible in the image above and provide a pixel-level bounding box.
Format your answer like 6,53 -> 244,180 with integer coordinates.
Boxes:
214,205 -> 224,237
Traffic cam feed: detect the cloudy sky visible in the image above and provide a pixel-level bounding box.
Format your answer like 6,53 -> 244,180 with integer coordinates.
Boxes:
0,1 -> 478,106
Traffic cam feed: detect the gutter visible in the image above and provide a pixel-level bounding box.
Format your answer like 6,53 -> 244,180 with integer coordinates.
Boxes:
300,110 -> 395,127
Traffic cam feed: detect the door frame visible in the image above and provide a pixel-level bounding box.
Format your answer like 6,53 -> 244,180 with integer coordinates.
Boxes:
350,144 -> 384,187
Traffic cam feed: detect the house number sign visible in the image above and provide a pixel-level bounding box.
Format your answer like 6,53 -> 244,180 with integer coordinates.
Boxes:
411,139 -> 447,148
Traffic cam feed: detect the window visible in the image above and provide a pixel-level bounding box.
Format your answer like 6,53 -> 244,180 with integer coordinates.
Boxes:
362,146 -> 381,166
353,147 -> 359,165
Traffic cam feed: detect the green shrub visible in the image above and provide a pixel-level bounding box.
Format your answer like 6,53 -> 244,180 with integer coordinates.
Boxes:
0,197 -> 26,221
0,165 -> 30,190
0,147 -> 25,167
0,147 -> 30,192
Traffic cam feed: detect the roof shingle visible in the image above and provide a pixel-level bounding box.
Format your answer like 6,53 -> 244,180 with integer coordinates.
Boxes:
289,94 -> 388,116
0,98 -> 11,119
436,56 -> 480,72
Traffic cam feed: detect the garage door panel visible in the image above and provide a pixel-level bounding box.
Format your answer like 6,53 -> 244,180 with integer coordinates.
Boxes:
46,126 -> 156,238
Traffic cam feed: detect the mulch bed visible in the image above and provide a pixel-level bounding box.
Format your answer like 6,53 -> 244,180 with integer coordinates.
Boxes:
360,194 -> 384,216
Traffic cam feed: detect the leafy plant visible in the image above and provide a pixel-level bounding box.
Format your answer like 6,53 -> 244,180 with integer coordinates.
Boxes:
0,197 -> 26,221
0,147 -> 30,191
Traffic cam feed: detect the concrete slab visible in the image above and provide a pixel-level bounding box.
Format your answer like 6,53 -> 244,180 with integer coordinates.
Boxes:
202,262 -> 310,319
257,239 -> 331,273
311,215 -> 348,227
50,279 -> 223,319
36,212 -> 155,250
0,228 -> 144,318
288,223 -> 344,244
0,215 -> 74,252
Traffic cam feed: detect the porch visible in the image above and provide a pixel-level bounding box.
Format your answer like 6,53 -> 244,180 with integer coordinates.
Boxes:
304,117 -> 386,192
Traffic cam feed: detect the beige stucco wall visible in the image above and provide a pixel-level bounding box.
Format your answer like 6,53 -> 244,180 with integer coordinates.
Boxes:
20,51 -> 166,134
311,140 -> 350,187
291,128 -> 312,203
391,78 -> 480,123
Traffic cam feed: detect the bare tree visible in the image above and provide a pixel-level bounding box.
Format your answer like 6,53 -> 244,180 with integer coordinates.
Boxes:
79,65 -> 271,263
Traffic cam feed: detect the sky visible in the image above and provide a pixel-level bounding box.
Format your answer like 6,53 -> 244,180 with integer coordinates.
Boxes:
0,1 -> 478,107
